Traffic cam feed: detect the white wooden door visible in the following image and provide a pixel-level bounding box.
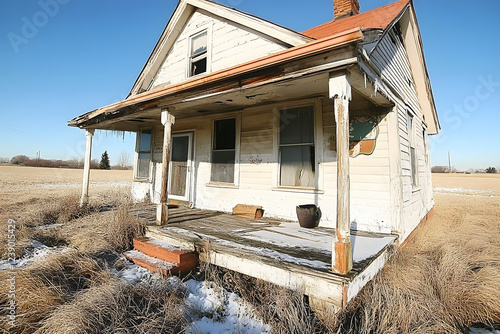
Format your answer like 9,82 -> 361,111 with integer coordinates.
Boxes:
168,133 -> 193,202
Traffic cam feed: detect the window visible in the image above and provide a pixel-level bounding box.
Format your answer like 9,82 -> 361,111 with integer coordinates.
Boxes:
189,30 -> 208,77
279,106 -> 315,187
407,113 -> 417,187
211,118 -> 236,183
137,129 -> 151,179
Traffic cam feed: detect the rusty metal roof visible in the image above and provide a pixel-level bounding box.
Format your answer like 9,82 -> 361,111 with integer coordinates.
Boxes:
303,0 -> 410,40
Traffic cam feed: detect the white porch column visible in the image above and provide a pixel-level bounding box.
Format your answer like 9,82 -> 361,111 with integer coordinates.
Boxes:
157,109 -> 176,225
80,129 -> 95,207
329,71 -> 353,275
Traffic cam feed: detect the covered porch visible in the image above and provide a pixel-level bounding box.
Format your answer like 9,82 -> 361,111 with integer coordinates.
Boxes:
70,36 -> 396,278
131,204 -> 397,309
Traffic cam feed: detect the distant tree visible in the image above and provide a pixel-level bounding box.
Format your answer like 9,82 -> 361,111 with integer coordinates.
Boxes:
99,151 -> 111,170
11,155 -> 30,165
0,157 -> 10,164
431,166 -> 449,173
90,159 -> 99,169
117,151 -> 131,169
485,166 -> 497,174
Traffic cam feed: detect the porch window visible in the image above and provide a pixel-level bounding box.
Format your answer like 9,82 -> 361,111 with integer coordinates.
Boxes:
137,129 -> 151,179
407,113 -> 418,187
211,118 -> 236,183
189,30 -> 208,77
279,106 -> 315,187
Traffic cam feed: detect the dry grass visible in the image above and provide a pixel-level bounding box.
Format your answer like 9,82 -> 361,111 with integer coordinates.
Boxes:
332,180 -> 500,333
0,251 -> 111,334
1,167 -> 499,333
105,205 -> 146,252
200,263 -> 324,334
35,279 -> 187,334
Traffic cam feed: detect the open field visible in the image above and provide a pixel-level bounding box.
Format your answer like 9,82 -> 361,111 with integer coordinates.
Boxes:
0,166 -> 499,333
0,165 -> 133,208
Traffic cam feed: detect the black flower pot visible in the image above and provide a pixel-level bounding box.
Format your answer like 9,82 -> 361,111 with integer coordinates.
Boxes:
296,204 -> 322,228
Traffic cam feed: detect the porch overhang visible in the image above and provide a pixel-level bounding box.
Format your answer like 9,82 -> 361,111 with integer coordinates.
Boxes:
67,28 -> 393,132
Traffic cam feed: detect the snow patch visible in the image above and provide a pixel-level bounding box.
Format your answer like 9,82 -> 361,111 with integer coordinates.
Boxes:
0,240 -> 68,271
185,279 -> 270,334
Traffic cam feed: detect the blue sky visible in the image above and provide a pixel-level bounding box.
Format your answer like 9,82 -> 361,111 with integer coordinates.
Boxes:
0,0 -> 499,170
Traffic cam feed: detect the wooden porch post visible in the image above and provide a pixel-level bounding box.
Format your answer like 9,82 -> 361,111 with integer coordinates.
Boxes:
80,129 -> 95,207
329,71 -> 353,275
157,109 -> 175,225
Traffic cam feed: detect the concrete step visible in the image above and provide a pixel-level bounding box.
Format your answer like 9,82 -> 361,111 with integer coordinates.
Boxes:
132,237 -> 198,273
123,250 -> 181,276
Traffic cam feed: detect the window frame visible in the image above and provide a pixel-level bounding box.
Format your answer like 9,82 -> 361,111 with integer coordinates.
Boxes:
276,103 -> 320,189
209,115 -> 240,186
135,129 -> 152,180
407,112 -> 418,187
187,27 -> 211,78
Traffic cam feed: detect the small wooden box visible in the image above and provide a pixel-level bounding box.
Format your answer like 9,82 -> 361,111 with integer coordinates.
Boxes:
232,204 -> 264,219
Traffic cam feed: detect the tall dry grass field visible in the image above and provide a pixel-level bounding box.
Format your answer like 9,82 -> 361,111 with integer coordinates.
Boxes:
0,166 -> 178,333
1,166 -> 499,333
333,173 -> 500,333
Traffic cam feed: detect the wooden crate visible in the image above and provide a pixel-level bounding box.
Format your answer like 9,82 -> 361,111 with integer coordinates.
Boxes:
232,204 -> 264,219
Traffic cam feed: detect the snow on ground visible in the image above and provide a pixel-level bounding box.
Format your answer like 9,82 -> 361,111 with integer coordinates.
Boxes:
434,187 -> 499,198
38,181 -> 131,189
185,279 -> 269,334
113,258 -> 270,334
0,240 -> 67,270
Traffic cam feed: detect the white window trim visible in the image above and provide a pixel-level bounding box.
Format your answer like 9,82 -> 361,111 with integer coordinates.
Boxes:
186,25 -> 212,79
272,99 -> 323,190
134,128 -> 153,181
168,131 -> 195,202
207,113 -> 241,187
407,111 -> 418,188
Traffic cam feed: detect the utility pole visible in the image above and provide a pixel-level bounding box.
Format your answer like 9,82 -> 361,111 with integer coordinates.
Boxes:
448,151 -> 451,173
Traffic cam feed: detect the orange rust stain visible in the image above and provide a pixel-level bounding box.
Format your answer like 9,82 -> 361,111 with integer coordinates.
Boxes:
334,239 -> 350,274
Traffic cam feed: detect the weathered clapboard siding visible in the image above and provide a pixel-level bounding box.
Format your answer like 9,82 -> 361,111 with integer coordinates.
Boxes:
151,10 -> 288,89
371,33 -> 421,114
131,95 -> 395,232
321,97 -> 393,233
370,30 -> 434,241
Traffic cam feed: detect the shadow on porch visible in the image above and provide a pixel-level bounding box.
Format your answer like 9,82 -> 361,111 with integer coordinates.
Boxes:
131,205 -> 397,309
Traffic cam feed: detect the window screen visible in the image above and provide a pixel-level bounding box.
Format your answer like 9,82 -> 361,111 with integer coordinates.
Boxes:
137,130 -> 151,179
279,106 -> 315,187
407,113 -> 418,187
190,31 -> 208,77
211,118 -> 236,183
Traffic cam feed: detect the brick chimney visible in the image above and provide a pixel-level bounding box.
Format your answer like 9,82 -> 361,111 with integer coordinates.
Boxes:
334,0 -> 360,19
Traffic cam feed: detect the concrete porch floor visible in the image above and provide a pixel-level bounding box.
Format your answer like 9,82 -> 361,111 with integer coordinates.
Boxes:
131,205 -> 397,309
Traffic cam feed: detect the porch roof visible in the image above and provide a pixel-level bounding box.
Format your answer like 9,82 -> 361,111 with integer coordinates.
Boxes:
68,28 -> 364,130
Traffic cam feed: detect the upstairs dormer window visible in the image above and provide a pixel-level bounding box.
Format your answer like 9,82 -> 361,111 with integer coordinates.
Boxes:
189,30 -> 208,77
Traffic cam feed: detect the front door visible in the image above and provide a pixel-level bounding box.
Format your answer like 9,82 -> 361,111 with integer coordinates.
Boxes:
168,132 -> 193,202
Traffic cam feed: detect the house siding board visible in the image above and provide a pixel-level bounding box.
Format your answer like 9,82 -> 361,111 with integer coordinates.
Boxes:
370,30 -> 434,240
371,34 -> 420,114
131,100 -> 395,232
151,11 -> 288,89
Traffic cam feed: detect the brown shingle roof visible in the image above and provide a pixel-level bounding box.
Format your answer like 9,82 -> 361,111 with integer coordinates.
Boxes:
302,0 -> 410,40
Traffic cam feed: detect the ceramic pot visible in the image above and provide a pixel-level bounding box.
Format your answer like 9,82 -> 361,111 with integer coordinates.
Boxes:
296,204 -> 321,228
